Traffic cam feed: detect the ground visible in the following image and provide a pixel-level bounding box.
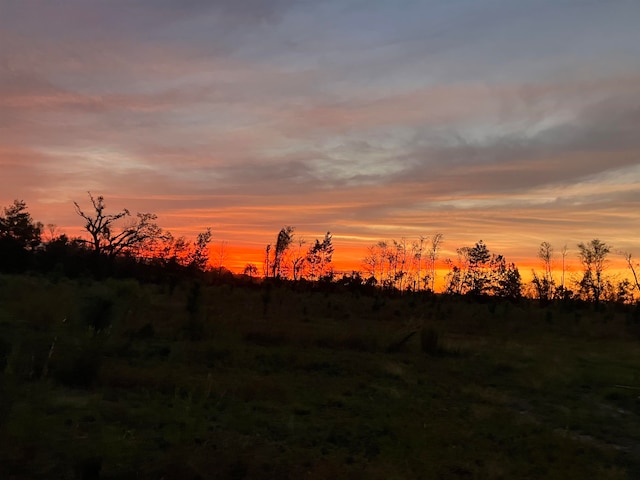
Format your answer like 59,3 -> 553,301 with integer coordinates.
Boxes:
1,275 -> 639,479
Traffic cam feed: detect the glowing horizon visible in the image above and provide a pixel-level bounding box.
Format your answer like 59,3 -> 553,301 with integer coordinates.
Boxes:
29,205 -> 632,292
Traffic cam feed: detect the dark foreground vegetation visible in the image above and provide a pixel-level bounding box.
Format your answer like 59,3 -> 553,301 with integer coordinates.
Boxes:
1,274 -> 640,479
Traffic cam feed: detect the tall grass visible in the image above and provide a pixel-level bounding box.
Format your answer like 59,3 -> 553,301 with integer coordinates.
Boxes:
1,275 -> 639,478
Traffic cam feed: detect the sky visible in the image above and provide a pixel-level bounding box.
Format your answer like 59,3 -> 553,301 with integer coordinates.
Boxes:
1,0 -> 639,275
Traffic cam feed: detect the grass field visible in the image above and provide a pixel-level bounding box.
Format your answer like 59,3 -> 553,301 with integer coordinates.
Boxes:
1,274 -> 639,479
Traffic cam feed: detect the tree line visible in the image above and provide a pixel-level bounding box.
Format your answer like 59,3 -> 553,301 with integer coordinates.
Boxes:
0,194 -> 214,281
1,195 -> 638,303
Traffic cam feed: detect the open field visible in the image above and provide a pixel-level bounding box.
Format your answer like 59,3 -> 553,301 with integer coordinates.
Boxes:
1,274 -> 639,479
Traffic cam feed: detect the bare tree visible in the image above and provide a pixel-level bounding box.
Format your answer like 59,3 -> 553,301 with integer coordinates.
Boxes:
560,244 -> 568,292
362,240 -> 392,285
532,241 -> 555,301
215,240 -> 227,274
45,223 -> 59,243
392,238 -> 408,291
427,233 -> 444,292
74,192 -> 163,257
243,263 -> 258,278
410,237 -> 426,291
538,242 -> 553,283
362,244 -> 381,283
380,241 -> 395,287
263,244 -> 272,278
623,252 -> 640,294
291,237 -> 307,281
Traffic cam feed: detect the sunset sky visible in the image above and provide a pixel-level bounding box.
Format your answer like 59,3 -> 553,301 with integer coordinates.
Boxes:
1,0 -> 639,276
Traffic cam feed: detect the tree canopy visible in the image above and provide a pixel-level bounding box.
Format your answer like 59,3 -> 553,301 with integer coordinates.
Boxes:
0,199 -> 42,250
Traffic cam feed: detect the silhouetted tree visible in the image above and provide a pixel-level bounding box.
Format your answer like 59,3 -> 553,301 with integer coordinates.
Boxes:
392,238 -> 408,291
214,240 -> 227,274
362,243 -> 382,283
577,239 -> 611,305
35,233 -> 89,276
0,200 -> 43,272
307,232 -> 334,281
0,200 -> 42,250
612,278 -> 635,304
531,241 -> 555,301
623,252 -> 640,296
44,223 -> 59,243
272,226 -> 294,279
154,232 -> 190,267
74,192 -> 163,258
363,240 -> 400,288
410,237 -> 426,291
427,233 -> 444,292
560,245 -> 568,288
291,238 -> 307,281
444,259 -> 463,295
187,228 -> 212,271
320,232 -> 335,280
446,241 -> 519,297
243,263 -> 258,278
491,255 -> 522,299
459,240 -> 491,295
366,235 -> 441,292
263,244 -> 272,278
